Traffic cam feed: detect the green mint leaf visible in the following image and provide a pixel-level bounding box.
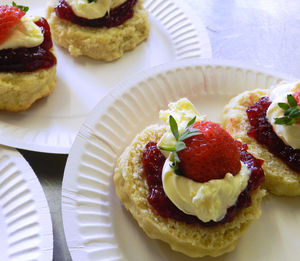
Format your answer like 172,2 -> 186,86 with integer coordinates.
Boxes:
158,145 -> 176,152
12,1 -> 29,12
176,141 -> 186,152
286,118 -> 298,125
284,107 -> 294,116
289,108 -> 300,118
278,102 -> 290,110
287,94 -> 297,107
275,94 -> 300,126
169,115 -> 179,140
173,152 -> 180,163
179,128 -> 201,141
274,117 -> 291,125
284,107 -> 300,117
186,116 -> 197,129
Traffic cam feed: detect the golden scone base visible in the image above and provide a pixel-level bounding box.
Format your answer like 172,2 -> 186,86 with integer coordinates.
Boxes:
0,64 -> 56,112
222,89 -> 300,196
114,124 -> 265,257
46,1 -> 149,61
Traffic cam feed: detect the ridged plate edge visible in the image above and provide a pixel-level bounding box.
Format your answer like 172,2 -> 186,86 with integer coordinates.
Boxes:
0,146 -> 53,261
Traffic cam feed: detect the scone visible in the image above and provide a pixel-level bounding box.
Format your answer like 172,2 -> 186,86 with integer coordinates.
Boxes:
0,4 -> 57,112
46,0 -> 149,61
222,82 -> 300,196
114,98 -> 266,257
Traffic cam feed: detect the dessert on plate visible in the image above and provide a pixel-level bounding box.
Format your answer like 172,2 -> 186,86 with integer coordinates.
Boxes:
222,82 -> 300,196
0,3 -> 57,112
46,0 -> 149,61
114,98 -> 265,257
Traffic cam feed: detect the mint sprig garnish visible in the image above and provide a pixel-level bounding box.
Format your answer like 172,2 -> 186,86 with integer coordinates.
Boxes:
12,1 -> 29,12
159,116 -> 201,175
275,94 -> 300,125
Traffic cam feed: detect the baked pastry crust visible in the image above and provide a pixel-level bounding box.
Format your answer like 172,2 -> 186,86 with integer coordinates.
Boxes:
46,0 -> 149,61
114,124 -> 265,257
222,89 -> 300,196
0,62 -> 56,112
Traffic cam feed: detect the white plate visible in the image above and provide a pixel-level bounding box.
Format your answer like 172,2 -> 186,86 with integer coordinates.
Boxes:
0,0 -> 211,154
0,146 -> 53,261
62,59 -> 300,261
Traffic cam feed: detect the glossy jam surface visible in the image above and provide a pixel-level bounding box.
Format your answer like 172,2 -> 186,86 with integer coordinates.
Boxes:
55,0 -> 137,28
0,18 -> 56,73
247,96 -> 300,172
142,141 -> 265,226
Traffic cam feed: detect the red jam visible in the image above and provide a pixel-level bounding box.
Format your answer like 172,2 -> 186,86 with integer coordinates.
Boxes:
0,18 -> 56,73
142,141 -> 265,226
55,0 -> 137,28
247,97 -> 300,172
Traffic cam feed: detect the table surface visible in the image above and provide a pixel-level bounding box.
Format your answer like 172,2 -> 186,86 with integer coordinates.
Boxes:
18,0 -> 300,260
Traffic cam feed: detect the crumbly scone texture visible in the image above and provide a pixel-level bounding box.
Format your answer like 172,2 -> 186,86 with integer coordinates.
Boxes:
0,62 -> 56,112
46,0 -> 149,61
114,124 -> 265,257
222,89 -> 300,196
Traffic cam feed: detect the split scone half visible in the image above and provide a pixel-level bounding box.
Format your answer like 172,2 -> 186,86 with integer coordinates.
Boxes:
222,86 -> 300,196
46,0 -> 149,61
0,64 -> 56,112
114,121 -> 265,257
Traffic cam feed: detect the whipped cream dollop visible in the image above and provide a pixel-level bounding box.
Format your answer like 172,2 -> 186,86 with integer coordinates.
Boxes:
0,16 -> 43,50
158,98 -> 206,157
162,157 -> 250,222
66,0 -> 126,19
266,82 -> 300,149
158,98 -> 250,222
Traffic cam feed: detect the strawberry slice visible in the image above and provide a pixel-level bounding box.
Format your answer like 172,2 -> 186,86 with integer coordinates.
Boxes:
178,121 -> 241,183
0,6 -> 25,45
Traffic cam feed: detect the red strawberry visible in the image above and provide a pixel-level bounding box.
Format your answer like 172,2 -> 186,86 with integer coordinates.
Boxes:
292,90 -> 300,106
292,90 -> 300,124
178,121 -> 241,183
0,6 -> 25,45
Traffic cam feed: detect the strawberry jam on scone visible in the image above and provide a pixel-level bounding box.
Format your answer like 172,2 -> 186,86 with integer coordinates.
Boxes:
144,98 -> 265,225
114,98 -> 266,257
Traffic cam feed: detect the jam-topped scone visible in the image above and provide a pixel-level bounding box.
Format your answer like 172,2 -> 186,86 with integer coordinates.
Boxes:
114,98 -> 265,257
0,3 -> 56,112
46,0 -> 149,61
222,82 -> 300,196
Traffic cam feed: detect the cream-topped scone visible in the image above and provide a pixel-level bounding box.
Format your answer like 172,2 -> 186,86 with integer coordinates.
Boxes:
46,0 -> 149,61
0,4 -> 56,112
67,0 -> 126,19
114,98 -> 266,257
222,82 -> 300,196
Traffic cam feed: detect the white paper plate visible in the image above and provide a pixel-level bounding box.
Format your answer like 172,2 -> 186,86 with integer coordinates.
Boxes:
62,59 -> 300,261
0,0 -> 211,154
0,146 -> 53,261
